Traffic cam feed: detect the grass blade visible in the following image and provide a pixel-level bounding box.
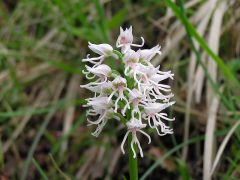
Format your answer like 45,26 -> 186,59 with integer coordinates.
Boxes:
32,158 -> 49,180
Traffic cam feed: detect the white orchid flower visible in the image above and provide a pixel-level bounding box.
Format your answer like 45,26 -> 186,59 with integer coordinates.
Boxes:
81,81 -> 113,98
121,118 -> 151,158
82,42 -> 113,65
84,97 -> 114,137
82,64 -> 112,82
143,102 -> 175,136
116,26 -> 145,53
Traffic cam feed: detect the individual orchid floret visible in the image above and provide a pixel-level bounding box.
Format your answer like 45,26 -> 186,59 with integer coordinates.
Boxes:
132,64 -> 173,96
82,81 -> 113,98
84,97 -> 112,119
108,76 -> 130,114
82,42 -> 113,65
82,64 -> 112,82
81,65 -> 113,94
138,45 -> 162,64
121,118 -> 151,158
84,97 -> 114,137
149,70 -> 174,99
143,102 -> 175,136
116,26 -> 144,53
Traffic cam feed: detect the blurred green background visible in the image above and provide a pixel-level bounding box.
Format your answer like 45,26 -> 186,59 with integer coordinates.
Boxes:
0,0 -> 240,179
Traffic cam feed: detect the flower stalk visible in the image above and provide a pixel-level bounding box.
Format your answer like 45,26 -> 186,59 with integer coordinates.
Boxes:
128,134 -> 138,180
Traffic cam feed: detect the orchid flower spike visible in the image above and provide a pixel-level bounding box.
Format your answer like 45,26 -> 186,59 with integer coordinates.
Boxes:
81,25 -> 175,158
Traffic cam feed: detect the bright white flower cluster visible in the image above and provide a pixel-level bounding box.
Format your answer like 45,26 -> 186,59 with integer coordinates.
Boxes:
81,26 -> 175,158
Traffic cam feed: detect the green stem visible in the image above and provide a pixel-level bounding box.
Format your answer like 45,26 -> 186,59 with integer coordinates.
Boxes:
128,134 -> 138,180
